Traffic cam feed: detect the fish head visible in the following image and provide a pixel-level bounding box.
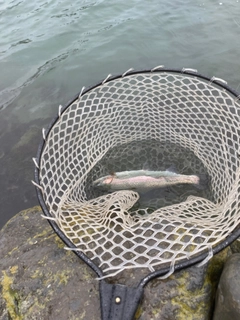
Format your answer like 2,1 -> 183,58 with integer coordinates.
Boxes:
92,175 -> 113,190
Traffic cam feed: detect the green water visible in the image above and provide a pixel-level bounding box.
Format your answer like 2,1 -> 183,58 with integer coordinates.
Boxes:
0,0 -> 240,228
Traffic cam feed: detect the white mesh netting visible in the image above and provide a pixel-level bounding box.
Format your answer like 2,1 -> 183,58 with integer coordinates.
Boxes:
38,69 -> 240,278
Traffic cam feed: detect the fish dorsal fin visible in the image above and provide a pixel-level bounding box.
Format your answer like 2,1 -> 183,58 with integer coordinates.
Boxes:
142,161 -> 150,171
166,165 -> 177,173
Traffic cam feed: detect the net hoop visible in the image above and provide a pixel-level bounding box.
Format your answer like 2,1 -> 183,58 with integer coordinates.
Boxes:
34,67 -> 240,284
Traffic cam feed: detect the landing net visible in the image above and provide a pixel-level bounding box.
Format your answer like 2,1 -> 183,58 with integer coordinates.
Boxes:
38,68 -> 240,278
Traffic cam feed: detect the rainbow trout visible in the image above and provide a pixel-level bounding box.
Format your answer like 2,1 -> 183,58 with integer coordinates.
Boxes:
93,169 -> 200,192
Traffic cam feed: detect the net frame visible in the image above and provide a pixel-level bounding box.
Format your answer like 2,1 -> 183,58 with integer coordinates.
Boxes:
33,66 -> 240,319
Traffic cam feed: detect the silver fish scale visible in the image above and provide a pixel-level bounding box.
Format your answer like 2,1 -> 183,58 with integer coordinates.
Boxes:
39,71 -> 240,279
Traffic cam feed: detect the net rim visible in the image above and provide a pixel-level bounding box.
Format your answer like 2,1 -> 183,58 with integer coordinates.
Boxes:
34,66 -> 240,285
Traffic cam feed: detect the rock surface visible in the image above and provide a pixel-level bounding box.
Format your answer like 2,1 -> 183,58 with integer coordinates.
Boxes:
213,254 -> 240,320
230,238 -> 240,254
0,206 -> 232,320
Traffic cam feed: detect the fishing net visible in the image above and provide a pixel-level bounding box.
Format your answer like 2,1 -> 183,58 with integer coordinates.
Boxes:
37,68 -> 240,279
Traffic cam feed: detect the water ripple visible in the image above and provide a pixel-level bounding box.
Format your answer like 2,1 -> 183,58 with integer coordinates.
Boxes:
0,42 -> 88,110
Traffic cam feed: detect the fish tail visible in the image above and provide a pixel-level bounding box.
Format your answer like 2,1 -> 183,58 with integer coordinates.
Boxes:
194,173 -> 209,190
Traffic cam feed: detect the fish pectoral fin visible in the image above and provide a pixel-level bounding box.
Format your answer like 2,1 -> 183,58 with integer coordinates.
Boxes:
154,175 -> 168,181
152,176 -> 162,180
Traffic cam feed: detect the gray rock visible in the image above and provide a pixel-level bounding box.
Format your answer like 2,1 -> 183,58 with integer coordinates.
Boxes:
0,206 -> 231,320
213,253 -> 240,320
230,239 -> 240,254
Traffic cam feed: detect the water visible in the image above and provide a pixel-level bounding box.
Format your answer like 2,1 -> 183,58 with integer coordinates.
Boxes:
1,0 -> 240,228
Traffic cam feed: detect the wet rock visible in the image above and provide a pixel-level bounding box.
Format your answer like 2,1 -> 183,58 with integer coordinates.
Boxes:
230,238 -> 240,254
213,254 -> 240,320
0,206 -> 100,320
0,206 -> 231,320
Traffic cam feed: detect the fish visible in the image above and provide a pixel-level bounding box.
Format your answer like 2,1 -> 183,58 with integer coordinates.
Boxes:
92,169 -> 201,192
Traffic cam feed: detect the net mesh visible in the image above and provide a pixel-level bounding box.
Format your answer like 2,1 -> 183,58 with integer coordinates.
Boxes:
39,70 -> 240,278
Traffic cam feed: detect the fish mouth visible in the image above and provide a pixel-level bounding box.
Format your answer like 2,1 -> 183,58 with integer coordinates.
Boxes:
92,177 -> 109,189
